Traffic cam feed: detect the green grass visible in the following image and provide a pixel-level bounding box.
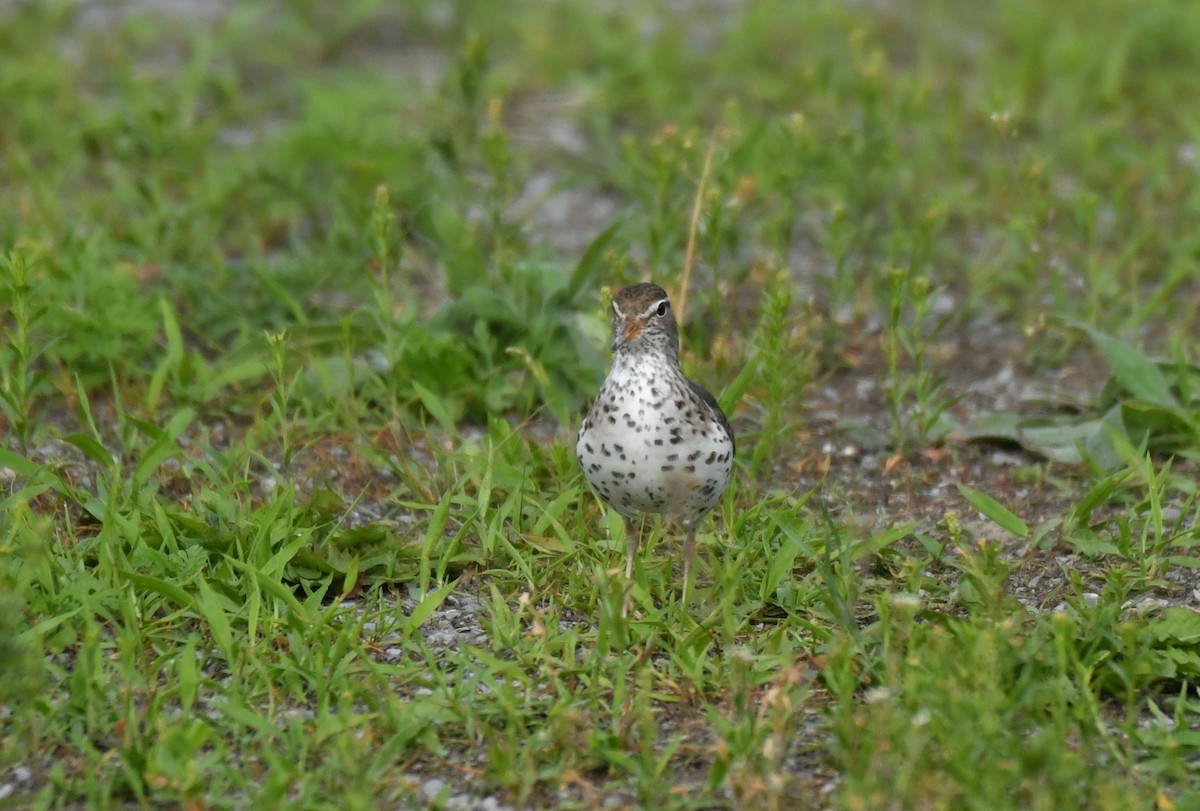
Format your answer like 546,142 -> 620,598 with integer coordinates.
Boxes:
4,0 -> 1200,808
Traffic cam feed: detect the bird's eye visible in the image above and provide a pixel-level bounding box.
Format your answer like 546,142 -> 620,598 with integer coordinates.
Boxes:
655,301 -> 669,317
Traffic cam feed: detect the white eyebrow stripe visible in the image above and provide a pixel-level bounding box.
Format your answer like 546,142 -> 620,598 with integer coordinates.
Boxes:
612,301 -> 623,317
641,298 -> 670,318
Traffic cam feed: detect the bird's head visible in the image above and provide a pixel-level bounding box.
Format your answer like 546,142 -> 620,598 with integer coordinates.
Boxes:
610,283 -> 679,357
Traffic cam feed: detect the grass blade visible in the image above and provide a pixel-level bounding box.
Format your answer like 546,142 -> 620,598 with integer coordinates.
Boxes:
956,483 -> 1029,539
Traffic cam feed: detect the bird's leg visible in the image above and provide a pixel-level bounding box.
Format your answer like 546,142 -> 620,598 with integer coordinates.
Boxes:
623,515 -> 639,579
682,523 -> 697,604
622,515 -> 640,617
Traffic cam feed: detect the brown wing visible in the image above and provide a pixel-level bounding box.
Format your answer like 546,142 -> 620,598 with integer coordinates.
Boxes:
686,378 -> 735,456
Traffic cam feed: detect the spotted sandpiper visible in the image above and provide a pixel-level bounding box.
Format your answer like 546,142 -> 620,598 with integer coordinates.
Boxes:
577,283 -> 735,600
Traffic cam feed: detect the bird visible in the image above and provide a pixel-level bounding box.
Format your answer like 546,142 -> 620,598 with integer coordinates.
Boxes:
576,282 -> 735,604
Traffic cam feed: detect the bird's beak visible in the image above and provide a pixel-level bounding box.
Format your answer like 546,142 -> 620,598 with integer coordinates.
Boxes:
612,319 -> 640,351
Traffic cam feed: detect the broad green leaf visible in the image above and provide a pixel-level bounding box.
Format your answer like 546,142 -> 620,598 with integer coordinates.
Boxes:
340,555 -> 361,598
1078,323 -> 1179,410
956,483 -> 1029,538
763,531 -> 803,600
0,448 -> 69,494
1151,606 -> 1200,645
0,447 -> 52,479
133,408 -> 195,490
0,483 -> 55,513
220,693 -> 282,738
21,606 -> 84,639
61,433 -> 114,467
965,412 -> 1099,465
120,570 -> 196,610
223,555 -> 313,628
407,578 -> 458,630
1070,470 -> 1130,524
412,380 -> 457,436
430,199 -> 485,297
197,579 -> 236,657
863,522 -> 920,555
1064,528 -> 1120,557
147,296 -> 184,410
419,489 -> 455,596
201,356 -> 270,399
